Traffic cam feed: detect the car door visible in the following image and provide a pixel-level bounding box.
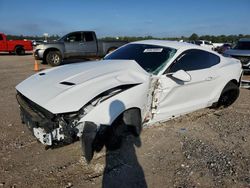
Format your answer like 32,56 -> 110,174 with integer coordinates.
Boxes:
152,49 -> 221,122
64,32 -> 83,57
79,32 -> 97,56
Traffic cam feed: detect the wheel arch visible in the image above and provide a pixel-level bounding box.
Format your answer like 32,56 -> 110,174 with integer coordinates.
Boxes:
214,78 -> 239,100
110,107 -> 142,127
14,45 -> 25,55
43,47 -> 63,61
229,79 -> 239,87
220,79 -> 240,95
15,44 -> 24,49
80,99 -> 144,128
212,79 -> 240,108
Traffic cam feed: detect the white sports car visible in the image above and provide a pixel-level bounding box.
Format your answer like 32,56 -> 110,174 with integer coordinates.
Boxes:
16,40 -> 242,162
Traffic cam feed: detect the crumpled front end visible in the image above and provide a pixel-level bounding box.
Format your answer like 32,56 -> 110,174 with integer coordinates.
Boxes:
15,60 -> 151,162
16,92 -> 95,146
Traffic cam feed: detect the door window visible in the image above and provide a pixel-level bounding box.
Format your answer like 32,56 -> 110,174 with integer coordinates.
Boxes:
0,35 -> 3,41
168,49 -> 220,73
65,32 -> 82,42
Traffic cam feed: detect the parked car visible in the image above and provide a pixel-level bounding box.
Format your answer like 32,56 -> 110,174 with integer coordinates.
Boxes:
0,33 -> 33,55
16,40 -> 242,162
215,43 -> 232,54
195,40 -> 214,50
32,40 -> 45,46
224,38 -> 250,71
34,31 -> 128,66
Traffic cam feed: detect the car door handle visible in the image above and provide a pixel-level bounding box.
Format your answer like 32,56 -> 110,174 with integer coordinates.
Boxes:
79,43 -> 86,45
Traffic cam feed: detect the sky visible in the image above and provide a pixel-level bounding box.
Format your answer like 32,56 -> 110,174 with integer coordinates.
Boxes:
0,0 -> 249,38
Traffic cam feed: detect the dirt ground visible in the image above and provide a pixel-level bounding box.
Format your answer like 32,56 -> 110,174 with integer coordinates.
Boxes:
0,53 -> 249,188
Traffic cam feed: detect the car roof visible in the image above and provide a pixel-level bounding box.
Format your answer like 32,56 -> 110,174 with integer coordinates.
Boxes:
131,39 -> 213,52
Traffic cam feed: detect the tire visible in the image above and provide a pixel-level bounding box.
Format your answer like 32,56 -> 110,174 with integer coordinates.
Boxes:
41,59 -> 48,65
217,82 -> 239,107
15,46 -> 25,55
46,51 -> 62,66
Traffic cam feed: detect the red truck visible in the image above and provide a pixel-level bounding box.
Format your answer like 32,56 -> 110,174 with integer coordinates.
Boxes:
0,33 -> 33,55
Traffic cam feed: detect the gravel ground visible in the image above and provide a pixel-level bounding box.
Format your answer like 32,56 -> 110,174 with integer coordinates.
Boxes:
0,54 -> 249,188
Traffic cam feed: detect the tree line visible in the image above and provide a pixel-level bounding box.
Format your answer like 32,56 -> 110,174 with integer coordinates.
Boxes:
6,33 -> 250,44
102,33 -> 250,43
6,34 -> 60,41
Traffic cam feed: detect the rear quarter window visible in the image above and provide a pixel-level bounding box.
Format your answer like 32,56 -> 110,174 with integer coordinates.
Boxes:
168,49 -> 220,72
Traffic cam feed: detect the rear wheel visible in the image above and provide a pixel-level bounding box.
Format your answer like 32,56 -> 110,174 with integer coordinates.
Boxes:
217,82 -> 239,107
46,51 -> 62,66
15,46 -> 25,55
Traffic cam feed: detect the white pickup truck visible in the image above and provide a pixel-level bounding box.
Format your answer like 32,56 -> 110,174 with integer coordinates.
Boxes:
195,40 -> 214,50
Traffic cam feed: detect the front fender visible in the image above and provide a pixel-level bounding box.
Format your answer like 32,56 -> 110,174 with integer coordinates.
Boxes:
43,45 -> 65,58
79,83 -> 149,126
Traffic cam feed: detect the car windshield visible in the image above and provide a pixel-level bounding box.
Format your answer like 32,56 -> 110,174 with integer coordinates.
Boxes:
58,34 -> 69,42
233,41 -> 250,50
104,44 -> 176,74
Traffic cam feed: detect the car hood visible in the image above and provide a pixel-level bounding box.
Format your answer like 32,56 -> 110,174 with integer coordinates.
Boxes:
16,60 -> 150,114
224,49 -> 250,56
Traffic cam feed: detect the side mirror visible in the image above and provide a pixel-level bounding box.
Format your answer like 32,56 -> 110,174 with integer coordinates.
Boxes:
171,70 -> 191,82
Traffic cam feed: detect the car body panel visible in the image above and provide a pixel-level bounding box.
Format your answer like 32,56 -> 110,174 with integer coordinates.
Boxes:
151,58 -> 241,124
79,81 -> 151,125
152,67 -> 220,122
16,60 -> 149,114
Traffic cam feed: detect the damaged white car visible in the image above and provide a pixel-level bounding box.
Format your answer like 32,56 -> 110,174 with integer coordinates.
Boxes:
16,40 -> 242,162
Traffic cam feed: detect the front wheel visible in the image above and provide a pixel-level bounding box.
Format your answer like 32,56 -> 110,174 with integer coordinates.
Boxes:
46,51 -> 62,66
